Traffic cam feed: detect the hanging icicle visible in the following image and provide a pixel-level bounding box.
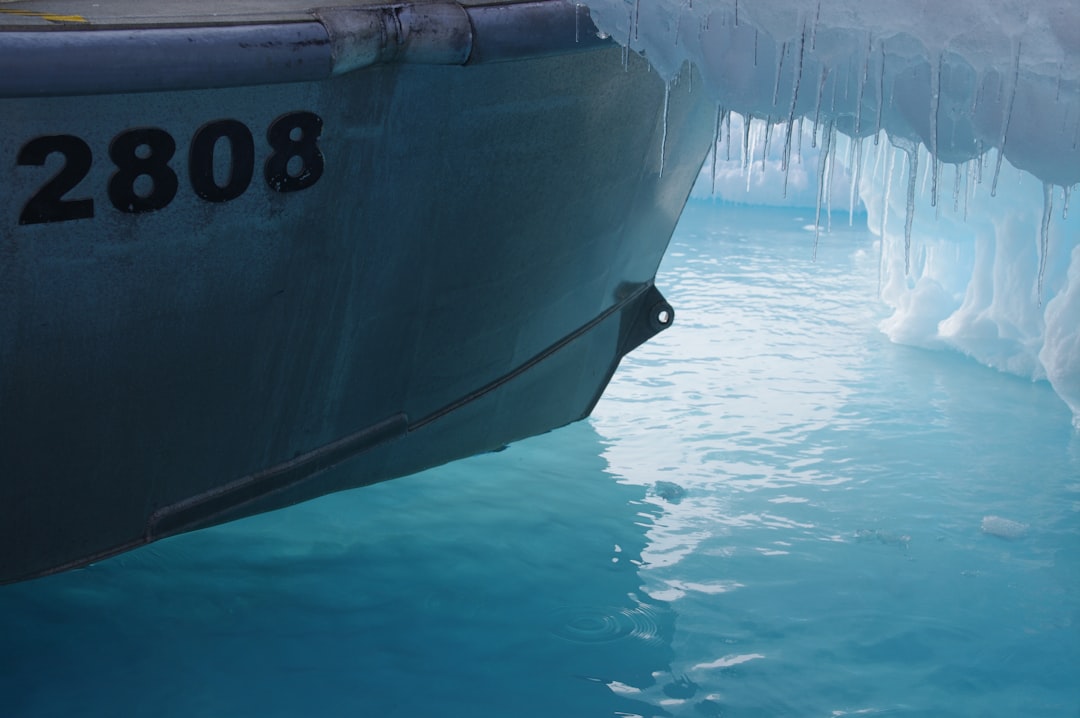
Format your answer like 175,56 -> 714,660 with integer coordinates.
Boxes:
929,52 -> 942,208
893,137 -> 919,273
773,41 -> 788,107
761,115 -> 772,175
813,117 -> 835,257
952,162 -> 962,213
875,41 -> 885,145
1038,182 -> 1053,305
781,22 -> 807,198
742,112 -> 753,173
855,32 -> 871,135
711,105 -> 723,195
812,66 -> 829,148
849,136 -> 864,226
725,109 -> 732,161
991,41 -> 1021,197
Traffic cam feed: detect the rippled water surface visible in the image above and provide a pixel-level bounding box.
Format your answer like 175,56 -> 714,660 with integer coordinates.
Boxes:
3,204 -> 1078,717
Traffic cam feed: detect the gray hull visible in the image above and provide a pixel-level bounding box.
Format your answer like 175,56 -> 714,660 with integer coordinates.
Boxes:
0,0 -> 714,583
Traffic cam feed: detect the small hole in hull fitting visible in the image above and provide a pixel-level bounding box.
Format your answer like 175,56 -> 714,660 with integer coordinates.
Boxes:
648,301 -> 674,332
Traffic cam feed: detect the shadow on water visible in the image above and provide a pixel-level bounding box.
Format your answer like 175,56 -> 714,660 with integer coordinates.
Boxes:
0,421 -> 674,718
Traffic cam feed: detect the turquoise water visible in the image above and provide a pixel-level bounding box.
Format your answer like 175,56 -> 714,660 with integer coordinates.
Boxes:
2,204 -> 1078,717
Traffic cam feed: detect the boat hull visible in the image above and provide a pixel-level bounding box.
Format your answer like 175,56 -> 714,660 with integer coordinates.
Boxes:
0,29 -> 714,583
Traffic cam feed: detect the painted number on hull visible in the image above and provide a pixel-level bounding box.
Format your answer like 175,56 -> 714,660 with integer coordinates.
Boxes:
15,112 -> 324,225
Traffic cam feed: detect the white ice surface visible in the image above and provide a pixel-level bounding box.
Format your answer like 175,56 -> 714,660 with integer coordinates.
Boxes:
584,0 -> 1080,425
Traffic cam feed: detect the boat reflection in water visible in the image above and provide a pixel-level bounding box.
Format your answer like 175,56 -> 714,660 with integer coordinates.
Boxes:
0,0 -> 714,583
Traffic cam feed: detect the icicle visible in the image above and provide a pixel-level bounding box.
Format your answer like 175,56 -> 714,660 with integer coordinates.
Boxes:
796,116 -> 804,164
1038,182 -> 1053,305
711,105 -> 722,195
744,115 -> 757,193
990,147 -> 1006,198
894,137 -> 919,273
753,27 -> 758,67
967,157 -> 976,220
810,0 -> 821,51
839,134 -> 855,221
574,3 -> 580,43
1064,184 -> 1072,219
875,42 -> 885,145
991,41 -> 1021,197
920,147 -> 931,198
658,83 -> 670,178
781,23 -> 807,193
871,131 -> 885,182
952,163 -> 962,213
812,67 -> 829,148
773,41 -> 788,107
725,110 -> 732,161
734,0 -> 738,26
881,144 -> 896,244
929,53 -> 942,208
761,116 -> 772,174
974,139 -> 984,186
813,118 -> 835,257
932,160 -> 942,217
825,124 -> 836,233
855,32 -> 871,135
829,69 -> 838,114
633,0 -> 641,40
742,112 -> 753,173
849,136 -> 864,226
783,117 -> 794,197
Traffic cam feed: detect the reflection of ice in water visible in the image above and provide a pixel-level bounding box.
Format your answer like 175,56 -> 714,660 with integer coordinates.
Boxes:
584,0 -> 1080,425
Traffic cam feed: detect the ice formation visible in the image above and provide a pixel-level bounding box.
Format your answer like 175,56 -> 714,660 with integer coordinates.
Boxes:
584,0 -> 1080,425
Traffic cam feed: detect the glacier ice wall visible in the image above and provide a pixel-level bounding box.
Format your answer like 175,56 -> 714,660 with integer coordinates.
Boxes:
583,0 -> 1080,425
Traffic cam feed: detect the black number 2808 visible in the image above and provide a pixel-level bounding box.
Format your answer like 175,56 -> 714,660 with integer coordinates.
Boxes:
16,111 -> 324,225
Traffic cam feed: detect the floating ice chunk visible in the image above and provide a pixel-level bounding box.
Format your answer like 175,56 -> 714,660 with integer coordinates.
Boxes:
980,515 -> 1029,539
